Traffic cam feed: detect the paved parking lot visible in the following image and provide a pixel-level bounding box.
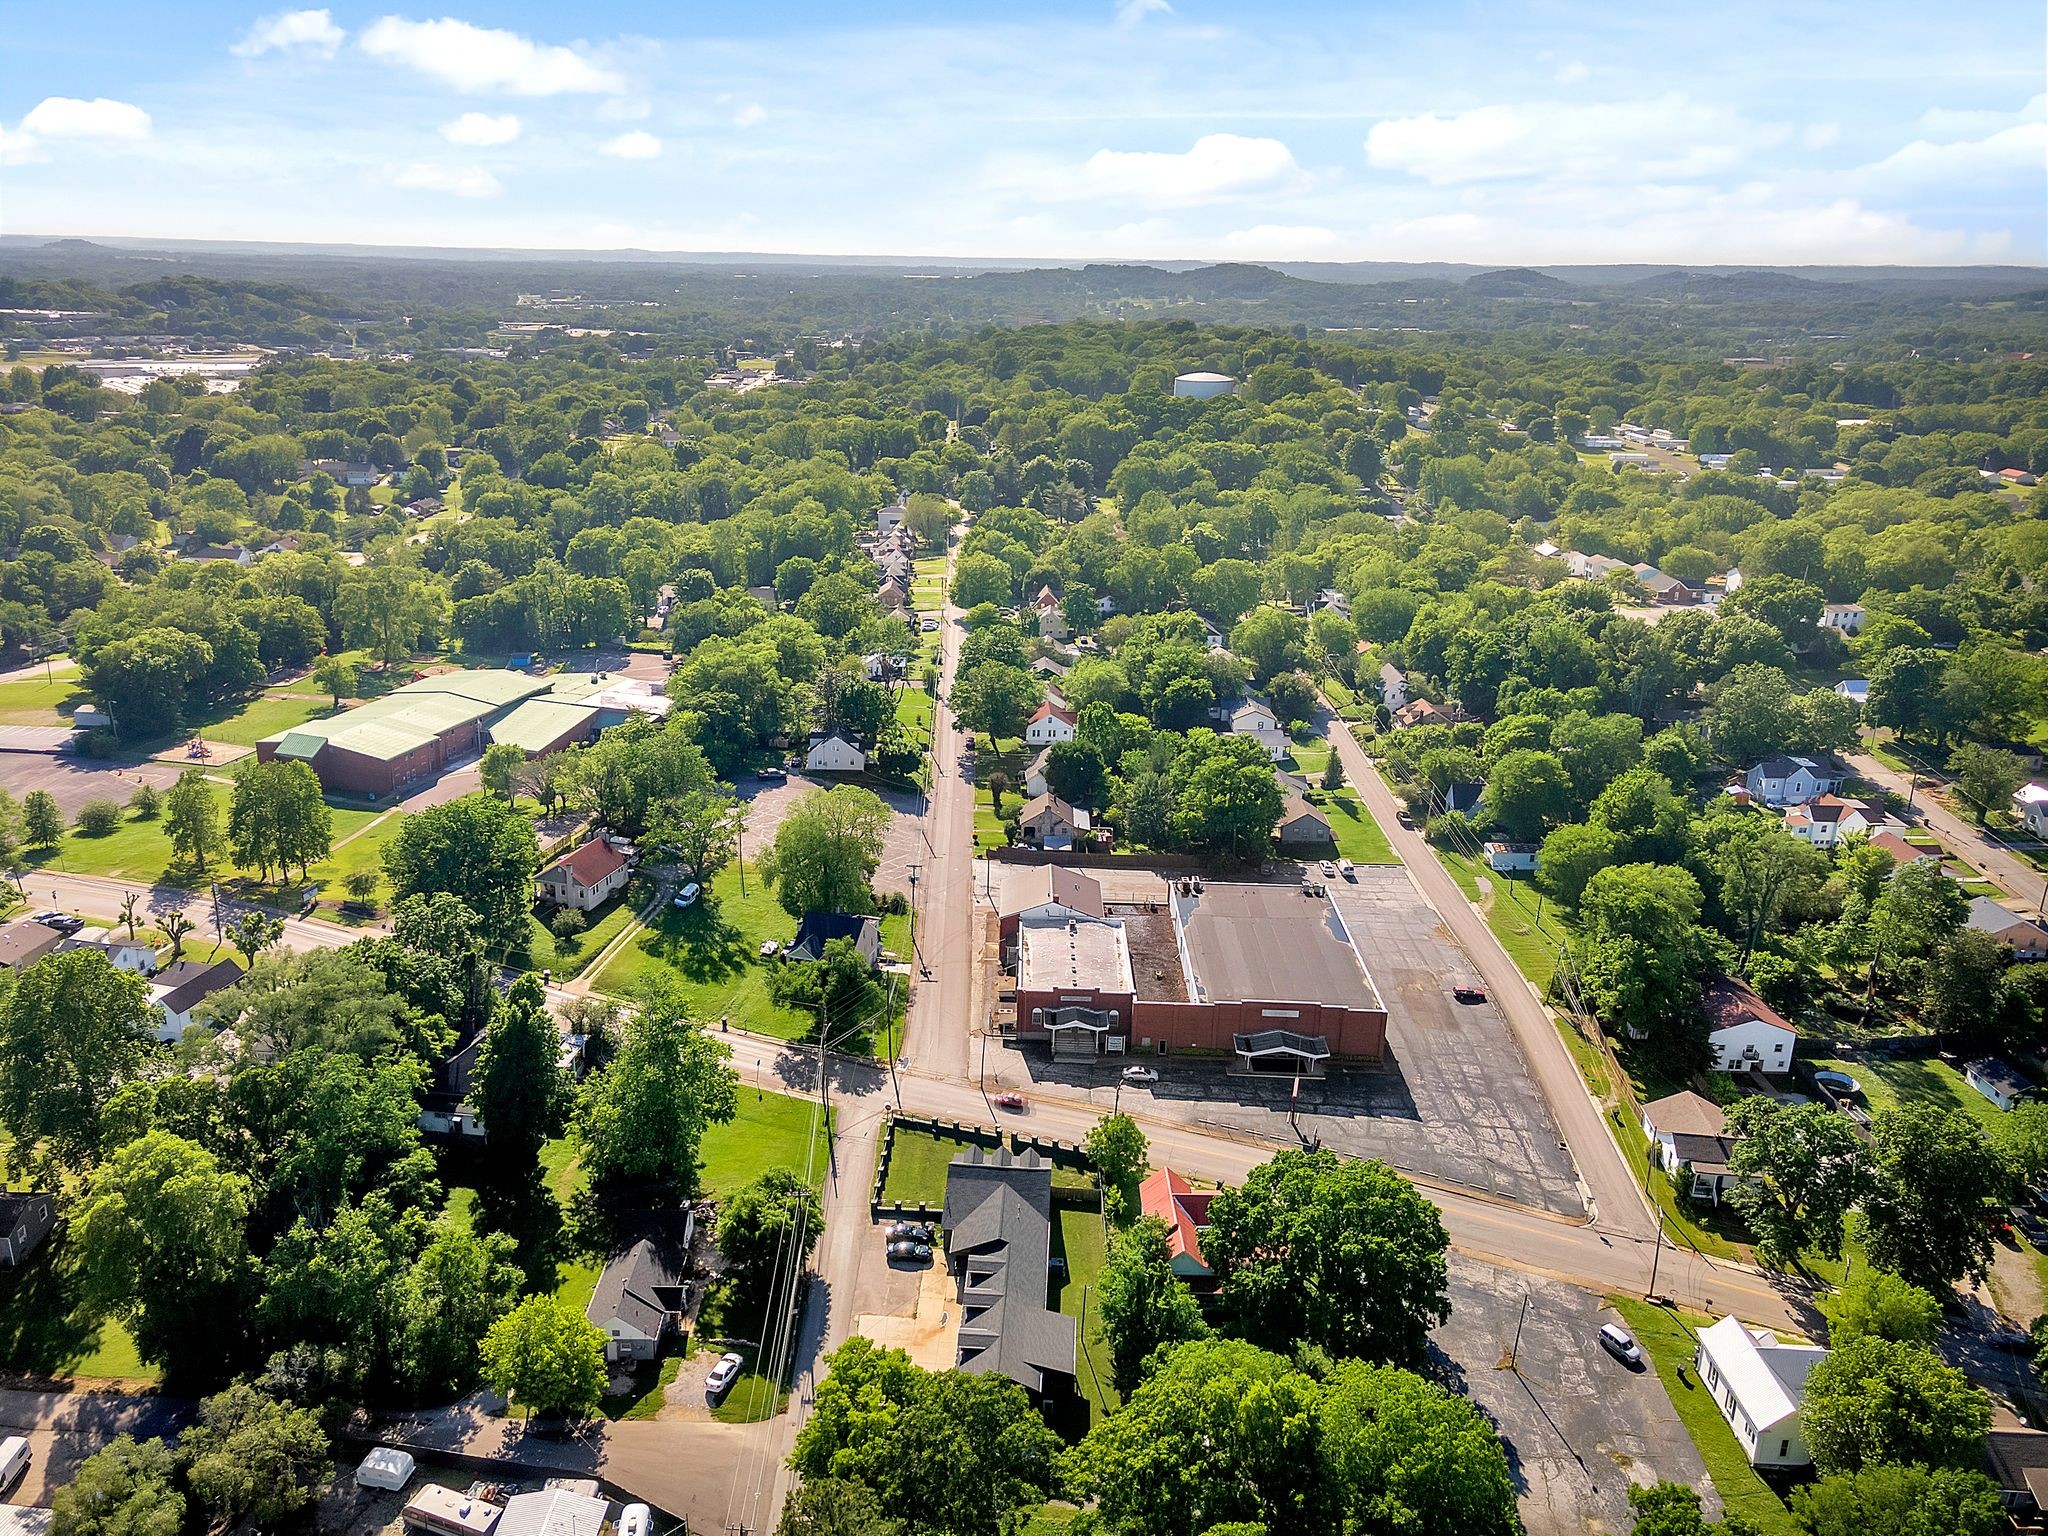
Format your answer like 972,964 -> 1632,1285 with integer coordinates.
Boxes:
0,751 -> 186,819
740,772 -> 931,903
1433,1261 -> 1715,1536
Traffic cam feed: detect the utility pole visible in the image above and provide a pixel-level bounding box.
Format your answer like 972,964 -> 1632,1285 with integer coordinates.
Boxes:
1508,1294 -> 1531,1371
1646,1224 -> 1665,1302
907,863 -> 925,976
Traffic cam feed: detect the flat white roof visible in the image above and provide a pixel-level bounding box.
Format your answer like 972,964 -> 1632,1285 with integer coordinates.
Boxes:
1019,916 -> 1134,994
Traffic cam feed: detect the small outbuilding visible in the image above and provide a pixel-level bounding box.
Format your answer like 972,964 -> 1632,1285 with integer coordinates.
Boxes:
1966,1057 -> 2033,1113
355,1446 -> 416,1491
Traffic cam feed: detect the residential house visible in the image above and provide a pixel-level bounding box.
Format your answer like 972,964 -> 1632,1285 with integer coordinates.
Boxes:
1965,1057 -> 2033,1113
586,1233 -> 692,1363
56,933 -> 159,975
1632,564 -> 1697,604
1833,679 -> 1870,707
1568,552 -> 1630,581
1700,977 -> 1796,1075
1193,614 -> 1227,652
1438,781 -> 1484,817
998,866 -> 1105,949
1640,1092 -> 1743,1206
1377,662 -> 1409,712
1022,746 -> 1053,798
1030,654 -> 1071,680
1274,795 -> 1332,848
1138,1168 -> 1216,1283
1693,1315 -> 1826,1468
1531,540 -> 1563,560
302,458 -> 381,488
1024,702 -> 1078,746
1820,602 -> 1867,637
1981,1427 -> 2048,1520
1032,586 -> 1068,642
1393,698 -> 1455,730
1483,841 -> 1540,873
1743,756 -> 1845,807
877,500 -> 907,534
1998,467 -> 2041,487
1782,795 -> 1893,849
1226,699 -> 1292,761
0,1191 -> 55,1267
1017,793 -> 1090,851
1310,588 -> 1351,619
0,919 -> 65,972
1967,897 -> 2048,961
875,579 -> 910,610
535,838 -> 631,913
784,912 -> 882,967
2014,782 -> 2048,838
805,727 -> 868,773
179,542 -> 255,567
147,956 -> 245,1043
1865,829 -> 1938,869
943,1146 -> 1077,1407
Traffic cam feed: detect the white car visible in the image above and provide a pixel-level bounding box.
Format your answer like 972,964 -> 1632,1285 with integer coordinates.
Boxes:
920,617 -> 940,632
1338,858 -> 1356,878
672,882 -> 701,909
0,1437 -> 26,1493
1120,1065 -> 1159,1084
1598,1323 -> 1645,1367
705,1351 -> 746,1400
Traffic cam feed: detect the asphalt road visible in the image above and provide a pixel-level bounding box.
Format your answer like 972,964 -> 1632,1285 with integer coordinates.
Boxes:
1847,746 -> 2046,914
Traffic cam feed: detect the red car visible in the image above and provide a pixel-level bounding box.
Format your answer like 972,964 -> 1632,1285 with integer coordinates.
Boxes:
993,1091 -> 1028,1110
1452,984 -> 1487,1004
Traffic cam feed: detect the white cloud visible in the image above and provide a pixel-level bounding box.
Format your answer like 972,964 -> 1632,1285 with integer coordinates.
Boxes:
360,16 -> 624,95
1553,60 -> 1589,85
1856,120 -> 2048,192
1115,0 -> 1172,27
1070,134 -> 1312,207
442,111 -> 521,146
233,8 -> 345,59
1216,223 -> 1343,257
1365,98 -> 1781,185
1916,95 -> 2045,137
1803,122 -> 1841,149
599,130 -> 661,159
732,102 -> 767,128
20,96 -> 153,141
391,162 -> 502,197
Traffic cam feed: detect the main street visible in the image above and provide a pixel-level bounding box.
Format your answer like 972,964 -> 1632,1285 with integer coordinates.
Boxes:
1846,746 -> 2047,915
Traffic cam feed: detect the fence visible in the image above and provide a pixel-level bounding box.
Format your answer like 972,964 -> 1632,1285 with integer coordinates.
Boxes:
869,1112 -> 1095,1221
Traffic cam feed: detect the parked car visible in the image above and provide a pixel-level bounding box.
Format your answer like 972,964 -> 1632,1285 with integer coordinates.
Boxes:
887,1240 -> 933,1262
920,617 -> 941,632
618,1505 -> 652,1536
672,882 -> 701,909
993,1091 -> 1028,1110
1452,983 -> 1487,1004
1338,859 -> 1356,879
1121,1065 -> 1159,1084
758,939 -> 780,959
1597,1323 -> 1644,1368
29,910 -> 82,934
0,1436 -> 26,1493
755,765 -> 787,781
887,1221 -> 934,1242
705,1352 -> 746,1400
1319,859 -> 1337,877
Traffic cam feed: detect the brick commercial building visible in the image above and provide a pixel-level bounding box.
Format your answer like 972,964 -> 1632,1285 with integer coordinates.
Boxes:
256,668 -> 669,798
1011,880 -> 1388,1072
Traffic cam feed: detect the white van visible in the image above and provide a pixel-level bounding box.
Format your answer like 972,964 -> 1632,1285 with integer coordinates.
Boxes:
618,1504 -> 652,1536
0,1436 -> 29,1492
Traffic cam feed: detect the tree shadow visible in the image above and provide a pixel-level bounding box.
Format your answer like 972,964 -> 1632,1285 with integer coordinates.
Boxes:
474,1168 -> 568,1293
0,1243 -> 108,1381
638,900 -> 751,987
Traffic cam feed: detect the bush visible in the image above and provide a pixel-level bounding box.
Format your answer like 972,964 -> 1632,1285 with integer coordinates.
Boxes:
549,907 -> 588,940
75,799 -> 124,837
130,783 -> 163,819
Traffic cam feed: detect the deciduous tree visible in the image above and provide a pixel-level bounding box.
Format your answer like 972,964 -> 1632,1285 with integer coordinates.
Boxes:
574,981 -> 737,1191
1724,1098 -> 1872,1263
1801,1336 -> 1991,1474
478,1294 -> 608,1420
758,785 -> 889,919
1097,1215 -> 1209,1394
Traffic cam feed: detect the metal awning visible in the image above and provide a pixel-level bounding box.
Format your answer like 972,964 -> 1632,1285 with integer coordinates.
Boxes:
1035,1005 -> 1119,1032
1233,1029 -> 1330,1062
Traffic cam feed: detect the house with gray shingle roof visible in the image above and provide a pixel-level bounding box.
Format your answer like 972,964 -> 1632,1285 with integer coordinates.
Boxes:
942,1146 -> 1076,1406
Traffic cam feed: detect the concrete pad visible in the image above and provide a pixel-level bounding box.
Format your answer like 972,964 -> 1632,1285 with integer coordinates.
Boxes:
852,1258 -> 958,1369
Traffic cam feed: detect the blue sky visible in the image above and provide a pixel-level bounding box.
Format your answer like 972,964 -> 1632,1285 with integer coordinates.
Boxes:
4,2 -> 2043,263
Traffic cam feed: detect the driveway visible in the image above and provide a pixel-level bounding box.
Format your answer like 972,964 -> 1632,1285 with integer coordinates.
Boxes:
0,1386 -> 191,1505
1432,1261 -> 1714,1536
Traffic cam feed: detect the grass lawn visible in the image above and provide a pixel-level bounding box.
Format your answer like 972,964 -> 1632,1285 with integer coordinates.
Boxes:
194,691 -> 331,746
1605,1097 -> 1753,1264
1050,1206 -> 1117,1429
1287,741 -> 1332,778
1811,1053 -> 2006,1137
701,1090 -> 833,1197
880,1124 -> 961,1208
603,1356 -> 680,1421
594,862 -> 814,1037
1608,1298 -> 1797,1536
895,685 -> 935,739
0,1240 -> 158,1386
0,672 -> 87,724
1322,791 -> 1398,865
1436,850 -> 1564,990
713,1362 -> 788,1424
524,879 -> 652,978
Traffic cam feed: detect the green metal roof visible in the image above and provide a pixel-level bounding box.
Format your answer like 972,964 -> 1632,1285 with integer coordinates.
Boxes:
272,730 -> 326,760
489,698 -> 599,755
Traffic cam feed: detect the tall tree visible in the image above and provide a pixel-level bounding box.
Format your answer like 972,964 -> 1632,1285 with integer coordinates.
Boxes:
758,785 -> 889,919
382,792 -> 539,955
476,974 -> 571,1169
1096,1215 -> 1209,1395
478,1294 -> 608,1420
1724,1099 -> 1872,1263
23,788 -> 63,848
162,767 -> 221,872
1800,1336 -> 1991,1474
574,981 -> 738,1191
715,1166 -> 824,1288
310,653 -> 358,710
1705,815 -> 1829,965
180,1383 -> 329,1527
1826,1269 -> 1942,1347
50,1435 -> 185,1536
396,1225 -> 524,1401
1863,1104 -> 2012,1291
1203,1149 -> 1450,1366
1789,1464 -> 2003,1536
336,562 -> 448,669
1320,1360 -> 1520,1536
0,948 -> 156,1172
646,787 -> 747,883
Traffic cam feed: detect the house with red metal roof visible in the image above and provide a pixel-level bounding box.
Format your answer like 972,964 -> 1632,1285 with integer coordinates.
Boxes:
536,838 -> 631,913
1138,1168 -> 1217,1283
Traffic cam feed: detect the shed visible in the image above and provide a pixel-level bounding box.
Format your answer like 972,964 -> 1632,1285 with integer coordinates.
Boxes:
356,1446 -> 417,1490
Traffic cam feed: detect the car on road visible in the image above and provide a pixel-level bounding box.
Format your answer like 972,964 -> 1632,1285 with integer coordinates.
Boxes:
1120,1065 -> 1159,1084
705,1352 -> 746,1400
758,939 -> 780,959
1597,1323 -> 1645,1368
887,1220 -> 934,1242
672,882 -> 701,909
1452,983 -> 1487,1004
1396,809 -> 1415,828
887,1240 -> 933,1262
755,765 -> 787,781
992,1091 -> 1028,1110
1320,859 -> 1337,877
1338,858 -> 1356,879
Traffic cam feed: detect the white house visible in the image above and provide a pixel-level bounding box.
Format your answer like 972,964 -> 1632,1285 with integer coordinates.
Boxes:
1193,613 -> 1227,652
535,838 -> 631,913
1820,602 -> 1866,636
1378,663 -> 1409,712
1483,841 -> 1540,873
1033,586 -> 1069,642
1640,1091 -> 1745,1205
1227,700 -> 1291,762
57,933 -> 159,975
148,957 -> 245,1043
1023,745 -> 1053,798
1743,756 -> 1845,807
805,727 -> 868,773
877,501 -> 906,534
1025,702 -> 1078,746
2014,783 -> 2048,839
1782,795 -> 1893,849
1701,978 -> 1796,1075
1966,1057 -> 2033,1113
1833,679 -> 1870,707
1310,588 -> 1351,619
1694,1315 -> 1827,1469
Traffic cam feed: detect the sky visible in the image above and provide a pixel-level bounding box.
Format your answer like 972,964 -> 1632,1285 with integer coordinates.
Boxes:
3,2 -> 2044,265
